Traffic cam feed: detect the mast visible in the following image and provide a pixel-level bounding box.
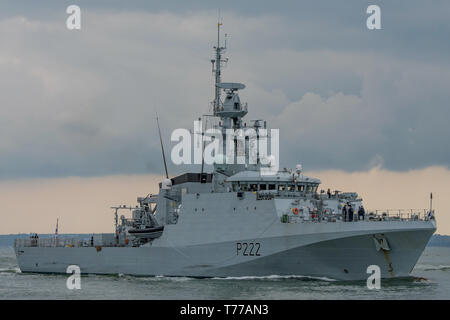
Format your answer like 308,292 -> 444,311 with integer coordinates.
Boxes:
430,192 -> 433,214
200,116 -> 207,177
209,21 -> 251,175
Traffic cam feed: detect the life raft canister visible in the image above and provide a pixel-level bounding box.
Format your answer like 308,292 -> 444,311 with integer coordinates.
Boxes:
292,208 -> 299,215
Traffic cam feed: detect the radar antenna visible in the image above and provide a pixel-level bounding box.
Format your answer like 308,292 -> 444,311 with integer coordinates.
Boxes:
156,113 -> 169,179
211,20 -> 227,115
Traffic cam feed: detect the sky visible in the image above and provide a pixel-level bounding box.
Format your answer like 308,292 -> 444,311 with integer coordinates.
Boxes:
0,1 -> 449,234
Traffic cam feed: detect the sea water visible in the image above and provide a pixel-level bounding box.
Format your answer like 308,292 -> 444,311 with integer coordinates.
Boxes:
0,246 -> 449,300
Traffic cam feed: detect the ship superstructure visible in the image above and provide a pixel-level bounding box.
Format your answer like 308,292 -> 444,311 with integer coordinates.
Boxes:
14,23 -> 436,281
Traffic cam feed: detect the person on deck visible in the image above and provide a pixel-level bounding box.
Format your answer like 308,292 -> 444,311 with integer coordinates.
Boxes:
348,205 -> 354,222
358,206 -> 365,221
342,204 -> 348,221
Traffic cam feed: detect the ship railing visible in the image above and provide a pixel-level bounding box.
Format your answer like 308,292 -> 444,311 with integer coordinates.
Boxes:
282,208 -> 433,224
14,237 -> 88,248
363,209 -> 432,222
330,208 -> 431,222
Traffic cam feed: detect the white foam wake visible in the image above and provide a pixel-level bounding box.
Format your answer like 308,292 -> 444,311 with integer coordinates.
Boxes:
0,267 -> 21,274
211,274 -> 337,282
415,264 -> 450,271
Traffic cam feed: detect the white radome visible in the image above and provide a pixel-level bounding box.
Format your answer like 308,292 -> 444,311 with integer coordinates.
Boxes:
161,178 -> 172,190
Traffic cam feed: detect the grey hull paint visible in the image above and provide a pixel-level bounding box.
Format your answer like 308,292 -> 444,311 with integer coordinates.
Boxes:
15,221 -> 435,281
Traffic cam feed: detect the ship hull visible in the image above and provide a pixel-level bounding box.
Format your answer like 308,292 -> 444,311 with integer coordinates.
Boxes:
15,221 -> 436,281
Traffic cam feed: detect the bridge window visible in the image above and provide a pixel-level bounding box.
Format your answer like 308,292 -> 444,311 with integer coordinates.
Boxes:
250,184 -> 258,191
268,184 -> 276,190
259,184 -> 267,190
297,185 -> 305,192
278,184 -> 286,191
287,184 -> 295,191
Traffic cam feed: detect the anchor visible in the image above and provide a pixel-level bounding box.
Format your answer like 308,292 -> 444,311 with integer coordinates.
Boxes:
373,234 -> 390,251
373,234 -> 394,277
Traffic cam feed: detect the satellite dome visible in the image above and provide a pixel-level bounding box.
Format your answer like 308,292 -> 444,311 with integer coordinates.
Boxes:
161,178 -> 172,190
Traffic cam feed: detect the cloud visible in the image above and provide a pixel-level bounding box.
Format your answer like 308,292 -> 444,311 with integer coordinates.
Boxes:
266,50 -> 450,171
0,4 -> 449,179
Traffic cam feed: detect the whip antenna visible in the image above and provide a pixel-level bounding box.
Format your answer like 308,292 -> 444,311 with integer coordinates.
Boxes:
156,114 -> 169,179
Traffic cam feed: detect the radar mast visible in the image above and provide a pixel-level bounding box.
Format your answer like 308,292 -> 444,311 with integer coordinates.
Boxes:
209,21 -> 253,176
212,21 -> 226,114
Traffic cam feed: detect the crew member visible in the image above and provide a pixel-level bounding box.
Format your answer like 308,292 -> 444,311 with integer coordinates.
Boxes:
358,206 -> 365,221
348,205 -> 354,222
342,204 -> 347,221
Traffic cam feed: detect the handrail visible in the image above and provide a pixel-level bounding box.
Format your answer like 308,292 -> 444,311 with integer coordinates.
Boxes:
367,208 -> 430,220
281,208 -> 434,224
14,238 -> 86,248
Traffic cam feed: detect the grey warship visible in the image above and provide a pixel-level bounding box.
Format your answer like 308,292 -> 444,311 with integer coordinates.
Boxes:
14,24 -> 436,281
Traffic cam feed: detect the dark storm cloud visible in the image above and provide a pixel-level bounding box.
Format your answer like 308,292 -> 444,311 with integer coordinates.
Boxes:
0,1 -> 449,179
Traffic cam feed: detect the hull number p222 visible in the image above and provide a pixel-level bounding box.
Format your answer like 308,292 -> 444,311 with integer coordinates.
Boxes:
236,242 -> 261,256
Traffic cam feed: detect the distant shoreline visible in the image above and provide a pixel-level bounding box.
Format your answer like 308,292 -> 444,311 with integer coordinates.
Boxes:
427,234 -> 450,247
1,233 -> 450,247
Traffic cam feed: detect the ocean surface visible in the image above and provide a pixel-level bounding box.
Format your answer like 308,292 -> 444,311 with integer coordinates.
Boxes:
1,246 -> 449,300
